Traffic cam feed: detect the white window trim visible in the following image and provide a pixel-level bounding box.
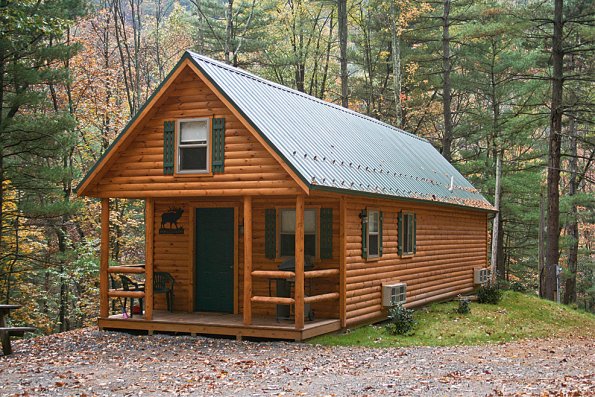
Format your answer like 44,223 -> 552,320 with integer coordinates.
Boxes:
176,118 -> 211,174
367,209 -> 380,258
279,208 -> 318,258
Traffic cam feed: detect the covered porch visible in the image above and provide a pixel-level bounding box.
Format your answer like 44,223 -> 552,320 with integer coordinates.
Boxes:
98,195 -> 343,341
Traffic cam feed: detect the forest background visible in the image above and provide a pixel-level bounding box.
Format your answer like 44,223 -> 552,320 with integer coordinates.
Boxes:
0,0 -> 592,333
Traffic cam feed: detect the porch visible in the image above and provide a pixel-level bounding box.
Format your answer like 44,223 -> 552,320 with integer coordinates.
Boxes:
98,195 -> 343,341
99,311 -> 341,341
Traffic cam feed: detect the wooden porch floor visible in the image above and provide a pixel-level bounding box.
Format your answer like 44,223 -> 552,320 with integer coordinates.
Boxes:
98,311 -> 341,341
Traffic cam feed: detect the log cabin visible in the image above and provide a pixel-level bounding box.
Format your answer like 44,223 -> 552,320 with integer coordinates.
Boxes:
77,51 -> 495,341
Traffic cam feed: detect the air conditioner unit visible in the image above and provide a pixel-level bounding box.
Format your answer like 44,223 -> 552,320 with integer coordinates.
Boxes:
474,268 -> 491,285
382,283 -> 407,307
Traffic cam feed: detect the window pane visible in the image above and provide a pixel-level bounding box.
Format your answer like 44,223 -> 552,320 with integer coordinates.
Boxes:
281,210 -> 296,233
280,234 -> 295,256
369,234 -> 379,256
369,211 -> 379,233
304,209 -> 316,233
305,234 -> 316,256
181,120 -> 208,143
179,147 -> 207,171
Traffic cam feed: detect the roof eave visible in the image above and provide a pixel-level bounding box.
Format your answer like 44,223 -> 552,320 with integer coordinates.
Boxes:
309,184 -> 497,213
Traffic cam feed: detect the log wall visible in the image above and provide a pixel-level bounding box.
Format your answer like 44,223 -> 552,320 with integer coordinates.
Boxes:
151,195 -> 341,320
343,197 -> 489,327
88,66 -> 301,198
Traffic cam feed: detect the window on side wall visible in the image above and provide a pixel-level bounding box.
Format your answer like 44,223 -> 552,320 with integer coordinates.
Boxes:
399,211 -> 417,256
279,208 -> 317,257
367,210 -> 381,258
177,118 -> 210,173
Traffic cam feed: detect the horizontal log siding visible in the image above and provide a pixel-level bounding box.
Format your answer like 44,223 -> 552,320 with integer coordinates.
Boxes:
153,200 -> 191,312
151,196 -> 340,320
90,67 -> 300,197
344,198 -> 488,327
242,196 -> 340,319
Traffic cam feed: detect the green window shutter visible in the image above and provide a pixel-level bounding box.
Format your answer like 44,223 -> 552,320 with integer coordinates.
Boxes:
379,211 -> 384,257
265,208 -> 276,259
320,208 -> 333,259
413,213 -> 417,254
397,210 -> 403,256
212,118 -> 225,173
361,209 -> 368,259
163,120 -> 175,175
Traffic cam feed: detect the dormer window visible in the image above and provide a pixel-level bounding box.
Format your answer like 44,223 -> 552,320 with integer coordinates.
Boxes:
178,118 -> 210,173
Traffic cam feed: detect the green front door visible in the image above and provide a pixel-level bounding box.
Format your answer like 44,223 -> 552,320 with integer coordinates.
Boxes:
195,207 -> 235,313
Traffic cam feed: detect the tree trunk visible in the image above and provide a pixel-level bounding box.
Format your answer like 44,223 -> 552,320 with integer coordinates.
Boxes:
538,189 -> 545,297
225,0 -> 234,65
563,109 -> 578,305
491,151 -> 502,279
390,0 -> 402,127
545,0 -> 563,301
441,0 -> 453,161
338,0 -> 348,108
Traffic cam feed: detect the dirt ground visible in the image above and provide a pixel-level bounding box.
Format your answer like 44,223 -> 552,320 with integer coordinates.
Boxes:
0,328 -> 593,396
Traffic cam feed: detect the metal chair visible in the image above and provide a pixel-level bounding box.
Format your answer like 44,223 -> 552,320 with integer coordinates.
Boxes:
121,275 -> 144,317
154,272 -> 175,312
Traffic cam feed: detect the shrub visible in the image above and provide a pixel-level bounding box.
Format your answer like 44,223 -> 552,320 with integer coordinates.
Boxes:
477,283 -> 502,304
386,303 -> 415,335
456,296 -> 471,314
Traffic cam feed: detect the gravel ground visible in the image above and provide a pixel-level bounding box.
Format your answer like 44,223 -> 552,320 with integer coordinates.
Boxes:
0,328 -> 593,396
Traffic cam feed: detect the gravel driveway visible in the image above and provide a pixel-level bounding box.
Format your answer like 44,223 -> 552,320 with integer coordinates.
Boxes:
0,328 -> 593,396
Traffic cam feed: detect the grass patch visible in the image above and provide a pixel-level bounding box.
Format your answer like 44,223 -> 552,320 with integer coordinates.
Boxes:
311,291 -> 595,347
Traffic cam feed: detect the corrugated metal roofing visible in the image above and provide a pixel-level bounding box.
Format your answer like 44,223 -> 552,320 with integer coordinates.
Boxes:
189,51 -> 493,211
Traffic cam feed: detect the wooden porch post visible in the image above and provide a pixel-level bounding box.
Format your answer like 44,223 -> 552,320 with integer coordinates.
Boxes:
295,195 -> 305,330
100,198 -> 110,318
243,196 -> 253,325
144,198 -> 154,320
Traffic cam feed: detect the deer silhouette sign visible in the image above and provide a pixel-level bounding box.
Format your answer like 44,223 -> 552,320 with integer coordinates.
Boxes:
159,207 -> 184,234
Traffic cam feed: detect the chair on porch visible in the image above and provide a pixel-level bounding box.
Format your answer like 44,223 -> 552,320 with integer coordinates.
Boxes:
121,275 -> 144,317
154,272 -> 175,312
109,274 -> 124,315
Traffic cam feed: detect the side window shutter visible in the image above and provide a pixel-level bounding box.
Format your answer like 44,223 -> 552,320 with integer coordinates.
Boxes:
413,213 -> 417,254
379,211 -> 384,257
397,210 -> 403,256
265,208 -> 276,259
163,121 -> 175,175
320,208 -> 333,259
212,118 -> 225,173
361,209 -> 368,259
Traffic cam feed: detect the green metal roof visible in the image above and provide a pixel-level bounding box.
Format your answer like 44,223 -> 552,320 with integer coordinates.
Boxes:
188,52 -> 493,211
78,51 -> 494,211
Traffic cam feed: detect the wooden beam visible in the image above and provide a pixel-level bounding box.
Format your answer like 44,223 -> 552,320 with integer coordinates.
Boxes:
243,196 -> 253,325
295,195 -> 305,330
304,292 -> 340,304
251,296 -> 295,305
106,266 -> 145,274
339,196 -> 347,327
144,198 -> 154,320
108,290 -> 145,299
251,270 -> 295,279
100,198 -> 109,318
304,269 -> 340,278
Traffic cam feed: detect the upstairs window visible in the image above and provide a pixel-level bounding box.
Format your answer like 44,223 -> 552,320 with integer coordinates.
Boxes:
178,118 -> 210,173
279,208 -> 317,257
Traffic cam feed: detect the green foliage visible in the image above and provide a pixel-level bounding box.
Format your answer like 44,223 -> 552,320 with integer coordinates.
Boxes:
477,283 -> 503,305
311,292 -> 595,347
385,303 -> 416,335
456,296 -> 471,315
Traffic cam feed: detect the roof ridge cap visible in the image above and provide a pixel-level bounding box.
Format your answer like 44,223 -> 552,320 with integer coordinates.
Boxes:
186,50 -> 428,144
